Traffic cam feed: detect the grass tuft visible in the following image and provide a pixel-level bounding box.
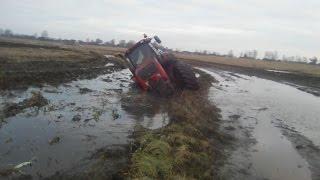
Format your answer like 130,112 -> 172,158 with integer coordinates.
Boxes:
126,70 -> 223,179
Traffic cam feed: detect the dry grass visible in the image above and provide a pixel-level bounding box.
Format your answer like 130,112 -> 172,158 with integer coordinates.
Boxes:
0,36 -> 63,47
176,53 -> 320,77
3,36 -> 318,77
78,44 -> 126,54
0,37 -> 128,89
0,47 -> 92,61
0,37 -> 126,62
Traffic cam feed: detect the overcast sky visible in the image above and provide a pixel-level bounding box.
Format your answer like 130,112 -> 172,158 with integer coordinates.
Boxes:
0,0 -> 319,58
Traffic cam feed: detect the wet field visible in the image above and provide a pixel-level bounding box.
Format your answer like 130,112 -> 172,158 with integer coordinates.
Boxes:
1,58 -> 320,179
0,67 -> 168,179
201,67 -> 320,180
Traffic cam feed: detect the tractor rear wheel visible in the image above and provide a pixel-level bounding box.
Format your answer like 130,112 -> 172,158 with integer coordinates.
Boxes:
156,79 -> 174,97
172,61 -> 199,90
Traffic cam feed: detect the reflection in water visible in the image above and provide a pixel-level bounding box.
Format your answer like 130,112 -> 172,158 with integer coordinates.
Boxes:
120,86 -> 169,130
0,69 -> 169,179
201,67 -> 319,180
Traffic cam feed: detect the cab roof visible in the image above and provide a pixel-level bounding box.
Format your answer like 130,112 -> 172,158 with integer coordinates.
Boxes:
125,38 -> 152,57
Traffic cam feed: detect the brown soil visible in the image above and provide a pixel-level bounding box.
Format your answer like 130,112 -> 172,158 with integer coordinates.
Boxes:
0,39 -> 127,89
4,91 -> 48,118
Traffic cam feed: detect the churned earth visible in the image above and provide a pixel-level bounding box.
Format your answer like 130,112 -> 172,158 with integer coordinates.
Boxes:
200,66 -> 320,180
0,54 -> 222,179
1,38 -> 320,180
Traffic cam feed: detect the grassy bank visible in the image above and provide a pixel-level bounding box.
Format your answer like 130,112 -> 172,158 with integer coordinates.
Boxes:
125,70 -> 225,179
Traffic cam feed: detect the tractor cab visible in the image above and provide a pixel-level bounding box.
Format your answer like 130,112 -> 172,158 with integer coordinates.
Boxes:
125,36 -> 170,91
124,35 -> 199,95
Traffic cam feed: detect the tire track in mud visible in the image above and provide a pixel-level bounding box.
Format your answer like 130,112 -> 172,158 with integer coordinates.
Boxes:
274,119 -> 320,179
201,67 -> 320,180
0,64 -> 225,179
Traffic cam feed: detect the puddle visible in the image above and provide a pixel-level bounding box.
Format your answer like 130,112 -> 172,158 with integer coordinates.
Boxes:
0,68 -> 169,178
139,112 -> 169,130
105,63 -> 115,67
104,55 -> 115,58
266,69 -> 292,74
200,67 -> 320,180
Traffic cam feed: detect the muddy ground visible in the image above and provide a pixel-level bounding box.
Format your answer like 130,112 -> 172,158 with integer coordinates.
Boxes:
0,39 -> 224,179
0,39 -> 126,89
0,69 -> 223,179
197,65 -> 320,180
186,60 -> 320,97
1,39 -> 320,179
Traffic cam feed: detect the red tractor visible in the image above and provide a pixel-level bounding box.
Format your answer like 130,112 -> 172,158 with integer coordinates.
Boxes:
123,35 -> 199,95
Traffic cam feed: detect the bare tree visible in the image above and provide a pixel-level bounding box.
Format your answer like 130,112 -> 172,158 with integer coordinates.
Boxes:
0,28 -> 3,35
252,50 -> 258,59
4,29 -> 13,36
295,56 -> 302,62
302,57 -> 308,63
95,38 -> 103,44
126,40 -> 135,48
264,51 -> 278,61
282,55 -> 287,61
227,50 -> 234,57
118,40 -> 126,47
285,56 -> 295,62
41,30 -> 49,38
241,50 -> 258,59
309,57 -> 318,65
240,52 -> 244,58
110,39 -> 116,46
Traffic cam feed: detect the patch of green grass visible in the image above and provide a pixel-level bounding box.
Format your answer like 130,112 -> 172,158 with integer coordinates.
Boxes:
131,133 -> 173,178
92,108 -> 103,121
126,71 -> 221,179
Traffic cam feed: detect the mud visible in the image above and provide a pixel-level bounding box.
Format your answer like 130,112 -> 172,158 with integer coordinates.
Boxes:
0,40 -> 127,90
125,70 -> 224,179
187,60 -> 320,97
2,40 -> 319,179
274,119 -> 320,179
0,68 -> 145,179
3,91 -> 48,118
0,57 -> 126,90
0,54 -> 222,179
201,67 -> 320,180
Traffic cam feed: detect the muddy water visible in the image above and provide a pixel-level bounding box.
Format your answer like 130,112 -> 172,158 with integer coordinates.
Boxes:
0,68 -> 168,179
201,68 -> 320,180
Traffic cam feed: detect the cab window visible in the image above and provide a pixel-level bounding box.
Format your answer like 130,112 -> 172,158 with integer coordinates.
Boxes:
128,44 -> 156,67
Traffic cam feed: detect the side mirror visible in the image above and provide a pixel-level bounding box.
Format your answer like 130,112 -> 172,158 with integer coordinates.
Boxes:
154,36 -> 161,44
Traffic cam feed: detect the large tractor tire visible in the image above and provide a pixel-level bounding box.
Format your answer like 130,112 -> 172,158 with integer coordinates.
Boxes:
154,79 -> 174,97
172,61 -> 199,90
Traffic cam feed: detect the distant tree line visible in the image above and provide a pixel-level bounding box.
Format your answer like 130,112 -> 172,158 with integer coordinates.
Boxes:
179,48 -> 318,65
0,28 -> 318,65
0,28 -> 137,48
0,28 -> 50,40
